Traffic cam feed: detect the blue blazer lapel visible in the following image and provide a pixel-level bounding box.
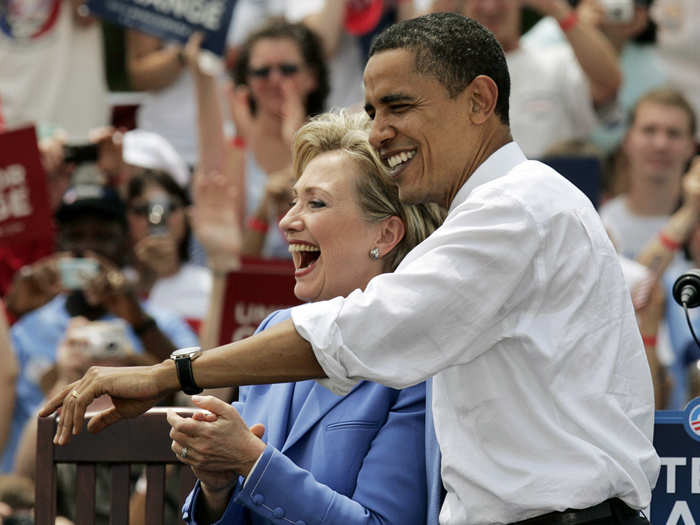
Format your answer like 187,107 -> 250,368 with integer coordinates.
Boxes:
282,381 -> 345,452
247,383 -> 296,450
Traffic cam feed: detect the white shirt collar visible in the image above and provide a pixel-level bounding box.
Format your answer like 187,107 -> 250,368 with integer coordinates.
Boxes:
449,141 -> 527,213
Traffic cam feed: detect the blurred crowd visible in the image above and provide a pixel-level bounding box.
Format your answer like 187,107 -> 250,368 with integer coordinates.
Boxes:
1,0 -> 699,523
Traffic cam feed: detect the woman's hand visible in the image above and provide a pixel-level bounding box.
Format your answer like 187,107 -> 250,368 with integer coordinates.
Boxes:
167,395 -> 266,478
280,79 -> 307,147
182,32 -> 205,72
227,83 -> 255,143
189,170 -> 242,273
259,166 -> 295,222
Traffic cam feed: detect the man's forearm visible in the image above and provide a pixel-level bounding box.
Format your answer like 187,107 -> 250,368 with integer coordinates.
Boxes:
187,319 -> 326,390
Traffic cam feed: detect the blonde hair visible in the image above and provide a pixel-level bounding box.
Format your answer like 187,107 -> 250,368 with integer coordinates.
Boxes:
292,110 -> 445,271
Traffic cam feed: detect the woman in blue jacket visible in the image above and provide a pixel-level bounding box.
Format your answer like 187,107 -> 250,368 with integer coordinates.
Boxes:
169,110 -> 445,525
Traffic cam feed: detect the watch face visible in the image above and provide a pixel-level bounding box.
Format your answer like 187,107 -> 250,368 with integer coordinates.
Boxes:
171,346 -> 201,359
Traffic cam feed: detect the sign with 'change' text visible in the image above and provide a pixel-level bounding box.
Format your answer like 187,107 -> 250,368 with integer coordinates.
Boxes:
86,0 -> 237,56
652,397 -> 700,524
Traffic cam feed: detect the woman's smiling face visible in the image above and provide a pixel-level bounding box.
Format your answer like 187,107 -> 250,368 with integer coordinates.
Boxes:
279,150 -> 386,302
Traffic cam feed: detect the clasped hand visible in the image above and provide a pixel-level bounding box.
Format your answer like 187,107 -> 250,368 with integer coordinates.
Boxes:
167,396 -> 266,492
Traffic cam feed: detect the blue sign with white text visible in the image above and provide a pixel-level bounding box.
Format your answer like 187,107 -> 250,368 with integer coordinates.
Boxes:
652,397 -> 700,524
86,0 -> 236,56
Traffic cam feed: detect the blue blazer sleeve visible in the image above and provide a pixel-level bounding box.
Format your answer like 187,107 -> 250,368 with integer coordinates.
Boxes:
231,383 -> 426,525
182,309 -> 427,525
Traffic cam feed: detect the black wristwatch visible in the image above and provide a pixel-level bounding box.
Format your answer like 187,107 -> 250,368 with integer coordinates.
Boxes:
170,347 -> 203,395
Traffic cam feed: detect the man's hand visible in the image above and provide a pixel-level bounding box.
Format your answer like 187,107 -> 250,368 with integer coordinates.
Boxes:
39,361 -> 176,445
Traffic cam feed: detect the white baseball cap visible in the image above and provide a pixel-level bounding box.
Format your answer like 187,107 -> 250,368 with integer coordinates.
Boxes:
122,129 -> 190,188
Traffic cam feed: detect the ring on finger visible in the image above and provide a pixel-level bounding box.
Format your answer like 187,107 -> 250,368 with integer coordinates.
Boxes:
71,390 -> 80,399
180,447 -> 189,459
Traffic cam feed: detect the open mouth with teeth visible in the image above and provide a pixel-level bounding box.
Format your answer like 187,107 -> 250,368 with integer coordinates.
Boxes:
386,149 -> 416,170
289,243 -> 321,272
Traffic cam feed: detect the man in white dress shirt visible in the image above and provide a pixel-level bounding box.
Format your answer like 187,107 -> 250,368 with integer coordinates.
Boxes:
44,12 -> 659,525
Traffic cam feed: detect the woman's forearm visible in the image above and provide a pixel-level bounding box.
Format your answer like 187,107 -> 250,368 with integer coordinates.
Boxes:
303,1 -> 347,58
559,10 -> 621,105
193,69 -> 227,177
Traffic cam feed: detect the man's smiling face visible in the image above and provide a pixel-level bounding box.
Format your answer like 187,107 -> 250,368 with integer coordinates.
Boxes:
363,48 -> 475,208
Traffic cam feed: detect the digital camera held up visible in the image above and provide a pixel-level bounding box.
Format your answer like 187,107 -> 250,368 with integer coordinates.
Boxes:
71,320 -> 132,360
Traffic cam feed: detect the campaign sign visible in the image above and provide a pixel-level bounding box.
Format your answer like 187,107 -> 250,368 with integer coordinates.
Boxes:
219,257 -> 300,345
652,397 -> 700,524
0,126 -> 53,243
85,0 -> 237,56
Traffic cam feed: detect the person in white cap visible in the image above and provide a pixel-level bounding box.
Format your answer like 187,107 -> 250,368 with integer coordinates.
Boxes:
122,129 -> 191,190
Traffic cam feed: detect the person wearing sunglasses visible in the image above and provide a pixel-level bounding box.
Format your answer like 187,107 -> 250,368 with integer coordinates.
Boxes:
126,169 -> 212,333
187,18 -> 330,261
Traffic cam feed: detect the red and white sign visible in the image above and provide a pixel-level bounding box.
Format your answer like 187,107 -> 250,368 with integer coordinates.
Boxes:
0,125 -> 55,294
218,257 -> 300,345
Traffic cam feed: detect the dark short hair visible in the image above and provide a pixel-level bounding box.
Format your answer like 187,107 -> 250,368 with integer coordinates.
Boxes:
233,17 -> 330,118
369,12 -> 510,125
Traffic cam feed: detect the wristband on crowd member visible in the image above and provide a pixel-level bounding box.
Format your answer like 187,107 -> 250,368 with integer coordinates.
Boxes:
642,334 -> 658,347
231,136 -> 246,149
558,11 -> 578,32
247,216 -> 269,234
658,231 -> 682,251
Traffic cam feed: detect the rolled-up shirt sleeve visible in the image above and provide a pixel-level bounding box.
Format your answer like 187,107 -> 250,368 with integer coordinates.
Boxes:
292,184 -> 542,395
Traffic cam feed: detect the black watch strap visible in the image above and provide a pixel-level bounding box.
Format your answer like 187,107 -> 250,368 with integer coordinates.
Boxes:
174,357 -> 203,395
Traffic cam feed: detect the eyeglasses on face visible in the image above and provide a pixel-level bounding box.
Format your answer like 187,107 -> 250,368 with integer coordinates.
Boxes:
248,63 -> 301,79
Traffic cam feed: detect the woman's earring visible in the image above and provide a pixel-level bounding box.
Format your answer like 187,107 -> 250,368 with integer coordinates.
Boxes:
369,247 -> 380,260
